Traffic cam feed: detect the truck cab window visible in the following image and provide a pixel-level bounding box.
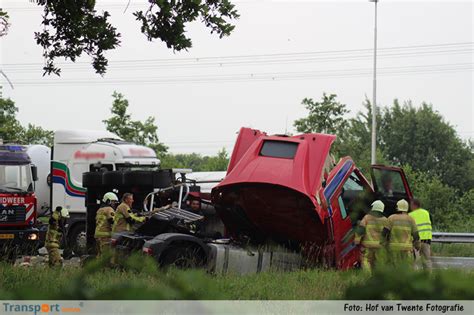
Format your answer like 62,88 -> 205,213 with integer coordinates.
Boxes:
340,172 -> 370,223
372,169 -> 406,198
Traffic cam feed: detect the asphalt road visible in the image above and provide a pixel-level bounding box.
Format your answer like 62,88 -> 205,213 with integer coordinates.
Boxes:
432,256 -> 474,269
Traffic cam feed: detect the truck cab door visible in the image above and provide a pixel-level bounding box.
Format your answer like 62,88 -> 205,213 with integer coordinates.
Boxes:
370,165 -> 413,217
323,158 -> 372,269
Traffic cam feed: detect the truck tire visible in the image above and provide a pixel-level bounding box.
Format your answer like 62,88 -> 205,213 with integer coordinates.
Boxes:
68,223 -> 87,257
83,172 -> 103,188
103,171 -> 124,186
123,171 -> 153,187
159,243 -> 206,269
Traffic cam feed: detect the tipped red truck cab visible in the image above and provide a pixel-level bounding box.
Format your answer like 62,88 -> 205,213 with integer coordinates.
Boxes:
212,127 -> 413,269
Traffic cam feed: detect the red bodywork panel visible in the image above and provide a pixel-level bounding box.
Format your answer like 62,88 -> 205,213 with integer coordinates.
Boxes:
0,193 -> 37,227
212,127 -> 336,245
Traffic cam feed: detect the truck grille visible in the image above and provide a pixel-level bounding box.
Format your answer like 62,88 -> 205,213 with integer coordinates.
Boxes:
0,205 -> 26,223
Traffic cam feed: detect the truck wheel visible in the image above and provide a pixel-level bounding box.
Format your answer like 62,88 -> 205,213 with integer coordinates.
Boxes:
68,224 -> 87,257
159,244 -> 206,269
103,171 -> 124,186
83,172 -> 103,188
123,171 -> 153,186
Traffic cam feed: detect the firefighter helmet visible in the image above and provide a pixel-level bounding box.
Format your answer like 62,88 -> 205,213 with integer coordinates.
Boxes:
371,200 -> 385,212
102,192 -> 119,203
60,207 -> 70,218
397,199 -> 409,212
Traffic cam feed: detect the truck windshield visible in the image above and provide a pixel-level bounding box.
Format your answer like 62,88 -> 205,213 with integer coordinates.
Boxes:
0,164 -> 33,192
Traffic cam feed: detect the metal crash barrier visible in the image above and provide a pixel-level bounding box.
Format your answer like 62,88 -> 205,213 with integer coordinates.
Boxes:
432,232 -> 474,244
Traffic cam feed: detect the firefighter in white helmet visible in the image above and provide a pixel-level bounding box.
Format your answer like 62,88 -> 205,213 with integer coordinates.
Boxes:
94,192 -> 119,256
382,199 -> 421,264
354,200 -> 389,271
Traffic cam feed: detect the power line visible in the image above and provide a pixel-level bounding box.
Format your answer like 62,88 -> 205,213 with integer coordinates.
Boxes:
4,63 -> 472,86
3,42 -> 473,71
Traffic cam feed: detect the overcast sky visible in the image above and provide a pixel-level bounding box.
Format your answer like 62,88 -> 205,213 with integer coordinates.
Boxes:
1,0 -> 472,155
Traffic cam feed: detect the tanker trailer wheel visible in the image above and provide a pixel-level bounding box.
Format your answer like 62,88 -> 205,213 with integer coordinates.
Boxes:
159,243 -> 206,269
68,223 -> 87,257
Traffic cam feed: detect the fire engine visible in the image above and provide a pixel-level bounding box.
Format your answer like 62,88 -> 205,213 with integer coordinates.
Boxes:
0,144 -> 40,260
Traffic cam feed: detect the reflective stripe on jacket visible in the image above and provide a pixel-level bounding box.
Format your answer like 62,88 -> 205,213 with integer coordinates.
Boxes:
95,206 -> 115,238
409,208 -> 432,240
112,202 -> 145,233
355,211 -> 389,248
387,213 -> 419,251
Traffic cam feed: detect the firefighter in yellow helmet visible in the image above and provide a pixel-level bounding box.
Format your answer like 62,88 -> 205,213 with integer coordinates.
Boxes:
112,193 -> 146,233
354,200 -> 389,271
409,198 -> 433,270
45,206 -> 70,267
94,192 -> 119,256
382,199 -> 420,264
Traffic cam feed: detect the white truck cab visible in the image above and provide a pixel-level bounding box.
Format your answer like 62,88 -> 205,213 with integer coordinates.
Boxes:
51,130 -> 159,216
29,130 -> 160,255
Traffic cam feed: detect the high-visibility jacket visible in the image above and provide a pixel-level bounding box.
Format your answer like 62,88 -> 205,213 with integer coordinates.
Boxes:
409,208 -> 432,240
386,213 -> 420,251
95,206 -> 115,238
355,211 -> 389,248
112,202 -> 145,233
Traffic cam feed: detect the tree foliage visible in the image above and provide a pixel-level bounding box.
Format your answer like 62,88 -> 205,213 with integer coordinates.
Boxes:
159,148 -> 229,171
379,101 -> 473,191
28,0 -> 239,75
103,91 -> 167,154
294,93 -> 349,135
0,96 -> 53,146
0,9 -> 10,37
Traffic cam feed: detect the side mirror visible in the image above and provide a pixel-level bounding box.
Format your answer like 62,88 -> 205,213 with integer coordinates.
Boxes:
31,165 -> 38,182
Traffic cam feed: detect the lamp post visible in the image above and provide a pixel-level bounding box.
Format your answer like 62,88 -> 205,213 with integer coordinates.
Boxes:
369,0 -> 378,165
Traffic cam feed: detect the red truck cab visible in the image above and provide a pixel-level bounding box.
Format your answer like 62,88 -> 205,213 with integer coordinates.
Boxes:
0,145 -> 40,259
212,128 -> 412,269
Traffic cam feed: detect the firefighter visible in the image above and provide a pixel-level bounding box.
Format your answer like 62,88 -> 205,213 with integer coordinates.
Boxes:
354,200 -> 389,271
382,199 -> 421,264
94,192 -> 119,256
409,199 -> 433,270
112,193 -> 146,233
45,206 -> 69,267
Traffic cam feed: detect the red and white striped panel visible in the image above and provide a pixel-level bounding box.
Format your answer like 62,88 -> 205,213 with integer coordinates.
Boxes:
25,204 -> 35,224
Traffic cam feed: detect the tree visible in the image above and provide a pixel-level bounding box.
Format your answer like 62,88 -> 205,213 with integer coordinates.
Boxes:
0,96 -> 53,146
337,98 -> 386,173
159,148 -> 229,171
294,93 -> 349,135
0,9 -> 9,37
20,124 -> 54,147
27,1 -> 239,75
0,96 -> 23,142
103,91 -> 167,154
380,101 -> 473,191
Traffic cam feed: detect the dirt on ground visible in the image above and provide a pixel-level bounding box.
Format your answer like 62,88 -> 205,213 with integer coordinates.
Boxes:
13,247 -> 81,268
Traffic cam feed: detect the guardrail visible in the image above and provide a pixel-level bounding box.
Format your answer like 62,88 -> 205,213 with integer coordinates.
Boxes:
432,232 -> 474,244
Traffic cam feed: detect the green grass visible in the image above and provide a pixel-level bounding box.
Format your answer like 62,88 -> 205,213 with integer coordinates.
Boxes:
0,261 -> 367,300
432,243 -> 474,257
2,253 -> 474,300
